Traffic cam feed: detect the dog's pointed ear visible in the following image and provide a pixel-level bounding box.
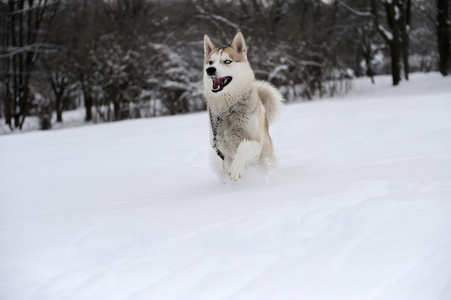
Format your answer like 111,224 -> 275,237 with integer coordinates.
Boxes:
204,34 -> 216,58
231,32 -> 247,56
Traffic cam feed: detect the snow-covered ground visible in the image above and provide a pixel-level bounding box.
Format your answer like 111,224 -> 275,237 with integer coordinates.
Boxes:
1,73 -> 451,300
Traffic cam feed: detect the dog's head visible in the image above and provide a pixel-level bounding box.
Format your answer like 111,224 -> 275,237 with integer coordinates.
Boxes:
203,32 -> 254,95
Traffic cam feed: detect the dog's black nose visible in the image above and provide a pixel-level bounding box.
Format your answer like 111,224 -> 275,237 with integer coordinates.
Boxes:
206,67 -> 216,76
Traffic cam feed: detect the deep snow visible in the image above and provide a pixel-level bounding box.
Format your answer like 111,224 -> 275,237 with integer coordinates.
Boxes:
1,73 -> 451,300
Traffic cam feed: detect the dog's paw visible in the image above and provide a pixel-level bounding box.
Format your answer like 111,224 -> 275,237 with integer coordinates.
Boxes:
229,161 -> 245,181
229,169 -> 243,181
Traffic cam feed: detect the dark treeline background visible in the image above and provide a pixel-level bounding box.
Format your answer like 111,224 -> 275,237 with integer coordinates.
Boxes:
0,0 -> 449,131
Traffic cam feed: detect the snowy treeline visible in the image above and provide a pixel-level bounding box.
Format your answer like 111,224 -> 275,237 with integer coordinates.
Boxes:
0,0 -> 447,131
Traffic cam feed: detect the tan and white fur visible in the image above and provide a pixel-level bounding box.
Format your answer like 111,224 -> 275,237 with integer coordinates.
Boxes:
203,32 -> 283,181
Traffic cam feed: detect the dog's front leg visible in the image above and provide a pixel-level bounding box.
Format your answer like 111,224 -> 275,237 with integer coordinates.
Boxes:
229,140 -> 261,181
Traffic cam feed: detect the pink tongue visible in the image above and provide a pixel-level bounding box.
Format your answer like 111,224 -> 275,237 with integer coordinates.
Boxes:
213,77 -> 223,89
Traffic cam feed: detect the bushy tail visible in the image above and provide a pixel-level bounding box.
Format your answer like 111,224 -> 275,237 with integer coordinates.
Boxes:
255,80 -> 284,125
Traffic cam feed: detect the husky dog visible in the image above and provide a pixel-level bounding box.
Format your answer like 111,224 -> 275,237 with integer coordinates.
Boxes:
203,32 -> 284,181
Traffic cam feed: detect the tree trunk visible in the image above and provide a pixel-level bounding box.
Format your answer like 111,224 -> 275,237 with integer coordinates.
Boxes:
401,0 -> 411,80
371,0 -> 402,86
56,109 -> 63,123
386,0 -> 401,86
2,2 -> 12,129
114,101 -> 120,121
438,0 -> 450,76
85,93 -> 93,121
56,95 -> 63,122
392,26 -> 401,86
360,30 -> 375,84
390,40 -> 401,86
401,27 -> 409,80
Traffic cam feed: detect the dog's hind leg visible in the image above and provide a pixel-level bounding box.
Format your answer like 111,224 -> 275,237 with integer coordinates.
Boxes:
229,140 -> 261,181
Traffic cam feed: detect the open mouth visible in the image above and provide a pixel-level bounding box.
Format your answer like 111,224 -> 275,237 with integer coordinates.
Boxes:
211,76 -> 232,93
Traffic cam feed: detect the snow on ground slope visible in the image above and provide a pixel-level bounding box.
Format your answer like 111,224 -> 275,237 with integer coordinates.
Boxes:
1,73 -> 451,300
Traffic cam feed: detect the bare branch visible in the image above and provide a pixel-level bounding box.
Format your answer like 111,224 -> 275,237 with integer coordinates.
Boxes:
0,43 -> 66,58
194,5 -> 241,32
0,1 -> 59,17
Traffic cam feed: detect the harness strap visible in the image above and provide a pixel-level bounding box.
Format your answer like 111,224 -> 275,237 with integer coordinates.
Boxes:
208,94 -> 249,160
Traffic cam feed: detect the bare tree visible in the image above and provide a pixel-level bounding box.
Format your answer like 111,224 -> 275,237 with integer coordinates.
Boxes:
371,0 -> 401,85
339,0 -> 411,85
48,66 -> 77,123
400,0 -> 411,80
1,0 -> 60,130
437,0 -> 450,76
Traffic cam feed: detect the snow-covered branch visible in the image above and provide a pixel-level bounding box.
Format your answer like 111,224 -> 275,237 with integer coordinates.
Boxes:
378,24 -> 393,41
337,0 -> 373,17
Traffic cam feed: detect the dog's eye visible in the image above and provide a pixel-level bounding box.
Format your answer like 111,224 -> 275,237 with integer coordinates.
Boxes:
208,60 -> 213,65
224,60 -> 232,64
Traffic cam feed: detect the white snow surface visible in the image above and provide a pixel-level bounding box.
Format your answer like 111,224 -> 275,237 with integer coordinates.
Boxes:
1,73 -> 451,300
